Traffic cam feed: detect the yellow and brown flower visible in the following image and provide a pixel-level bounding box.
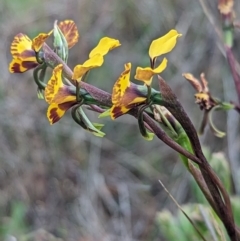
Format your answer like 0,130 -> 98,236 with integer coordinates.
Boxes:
9,33 -> 40,73
45,64 -> 77,124
9,20 -> 79,73
110,30 -> 181,119
45,36 -> 121,124
110,63 -> 147,119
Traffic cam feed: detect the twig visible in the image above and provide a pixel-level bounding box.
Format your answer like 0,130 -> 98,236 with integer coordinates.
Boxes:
158,179 -> 207,241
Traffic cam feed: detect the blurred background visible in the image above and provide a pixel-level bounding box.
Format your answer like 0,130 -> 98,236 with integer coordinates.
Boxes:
0,0 -> 240,240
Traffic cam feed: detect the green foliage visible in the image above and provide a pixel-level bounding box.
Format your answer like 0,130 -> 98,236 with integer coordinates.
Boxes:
191,149 -> 231,203
156,148 -> 238,241
156,204 -> 228,241
0,202 -> 27,239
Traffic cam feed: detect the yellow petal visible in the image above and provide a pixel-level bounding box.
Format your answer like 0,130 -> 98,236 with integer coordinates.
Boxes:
9,33 -> 38,73
32,31 -> 53,52
10,33 -> 32,58
154,58 -> 168,73
149,29 -> 181,60
47,103 -> 66,124
45,64 -> 64,104
111,63 -> 131,105
58,20 -> 79,49
9,57 -> 38,73
72,54 -> 104,80
135,58 -> 167,85
89,37 -> 121,58
129,96 -> 146,105
47,101 -> 76,124
110,105 -> 131,120
53,90 -> 76,104
45,64 -> 76,104
111,95 -> 146,119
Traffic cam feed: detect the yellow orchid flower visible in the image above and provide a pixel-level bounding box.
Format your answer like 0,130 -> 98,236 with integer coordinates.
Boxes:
9,33 -> 42,73
45,64 -> 106,137
45,64 -> 76,124
9,20 -> 79,73
110,63 -> 147,119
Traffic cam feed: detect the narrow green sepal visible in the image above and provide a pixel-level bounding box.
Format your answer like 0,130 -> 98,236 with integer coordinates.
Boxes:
98,109 -> 111,118
174,121 -> 193,169
153,105 -> 193,169
33,63 -> 47,90
138,104 -> 154,141
92,123 -> 104,130
53,20 -> 69,62
72,106 -> 105,137
209,106 -> 226,138
220,102 -> 235,111
87,122 -> 105,137
142,131 -> 154,141
37,88 -> 45,99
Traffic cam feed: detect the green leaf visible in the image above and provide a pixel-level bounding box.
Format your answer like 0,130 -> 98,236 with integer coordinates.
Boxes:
209,152 -> 231,192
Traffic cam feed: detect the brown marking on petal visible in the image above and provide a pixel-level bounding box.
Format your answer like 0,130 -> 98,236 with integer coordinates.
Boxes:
110,104 -> 131,119
112,81 -> 122,104
45,65 -> 63,104
49,107 -> 61,124
10,33 -> 32,58
48,101 -> 76,124
111,106 -> 125,119
11,62 -> 22,73
9,33 -> 38,74
22,61 -> 38,70
58,101 -> 76,111
52,87 -> 76,104
20,49 -> 36,58
32,32 -> 52,52
9,58 -> 37,73
45,78 -> 58,103
112,68 -> 130,104
58,20 -> 79,49
118,84 -> 146,107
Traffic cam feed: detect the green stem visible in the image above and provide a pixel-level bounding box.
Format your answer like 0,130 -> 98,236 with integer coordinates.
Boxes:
33,63 -> 47,89
222,14 -> 234,48
138,103 -> 153,139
